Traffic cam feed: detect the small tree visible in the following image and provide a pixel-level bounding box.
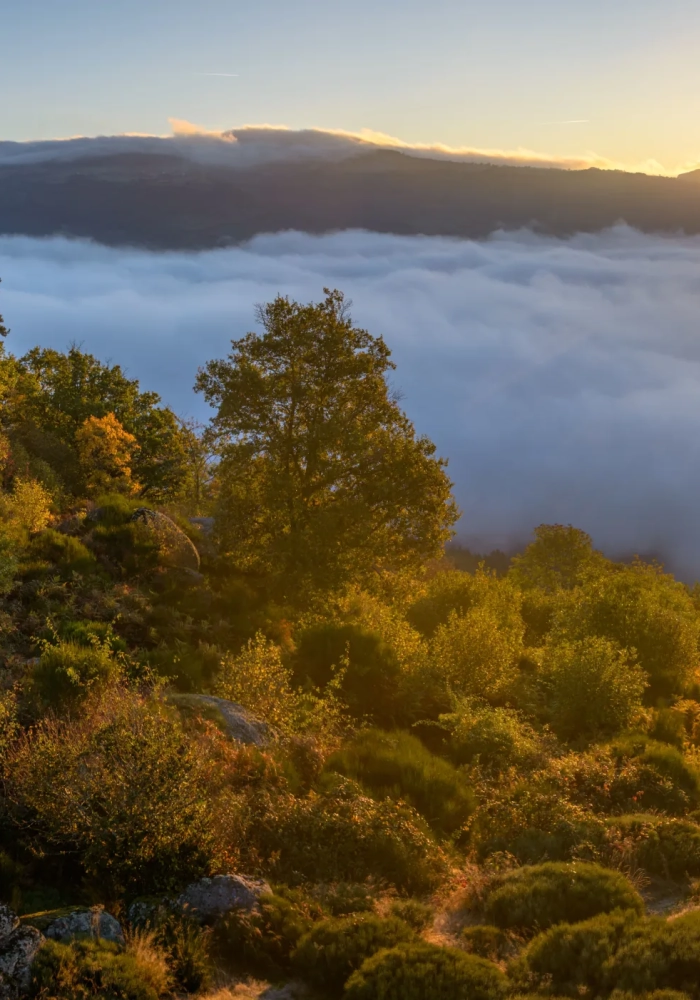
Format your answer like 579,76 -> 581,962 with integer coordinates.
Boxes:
541,636 -> 647,740
510,524 -> 607,593
196,289 -> 458,594
76,413 -> 139,495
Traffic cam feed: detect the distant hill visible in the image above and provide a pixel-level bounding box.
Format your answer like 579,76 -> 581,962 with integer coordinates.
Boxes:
3,146 -> 700,247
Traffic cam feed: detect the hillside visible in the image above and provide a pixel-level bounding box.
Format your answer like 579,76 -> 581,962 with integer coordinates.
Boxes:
4,148 -> 700,247
2,292 -> 700,999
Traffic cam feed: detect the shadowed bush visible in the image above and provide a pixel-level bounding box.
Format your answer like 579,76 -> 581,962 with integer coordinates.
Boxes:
293,913 -> 415,991
324,728 -> 475,835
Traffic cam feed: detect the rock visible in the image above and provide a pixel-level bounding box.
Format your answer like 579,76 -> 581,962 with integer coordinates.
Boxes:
0,907 -> 17,945
176,874 -> 271,921
0,905 -> 43,999
44,907 -> 124,944
131,508 -> 200,572
169,694 -> 270,746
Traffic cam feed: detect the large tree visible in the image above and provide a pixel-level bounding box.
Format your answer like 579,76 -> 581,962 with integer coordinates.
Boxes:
196,289 -> 459,593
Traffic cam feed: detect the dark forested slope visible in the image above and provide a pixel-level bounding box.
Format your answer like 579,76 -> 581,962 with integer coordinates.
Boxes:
3,149 -> 700,247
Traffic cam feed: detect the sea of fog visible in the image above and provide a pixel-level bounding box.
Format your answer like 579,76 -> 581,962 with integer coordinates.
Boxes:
2,226 -> 700,577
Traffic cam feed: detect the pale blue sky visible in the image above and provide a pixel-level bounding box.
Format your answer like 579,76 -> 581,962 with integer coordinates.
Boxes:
2,0 -> 700,171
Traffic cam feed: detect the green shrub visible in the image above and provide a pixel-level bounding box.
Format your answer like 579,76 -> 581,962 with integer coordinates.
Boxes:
483,862 -> 643,932
513,908 -> 641,995
30,935 -> 170,1000
91,494 -> 140,526
57,620 -> 127,654
3,691 -> 233,897
295,622 -> 403,724
344,941 -> 507,1000
324,728 -> 475,835
606,815 -> 700,878
407,568 -> 523,639
388,898 -> 433,931
650,707 -> 687,748
29,641 -> 121,711
252,782 -> 449,894
443,701 -> 551,773
154,913 -> 211,993
606,910 -> 700,996
471,783 -> 607,863
551,562 -> 700,700
27,529 -> 98,576
90,521 -> 160,577
608,736 -> 700,811
214,889 -> 323,977
541,637 -> 647,740
429,606 -> 522,702
461,925 -> 512,961
293,913 -> 415,991
317,882 -> 377,917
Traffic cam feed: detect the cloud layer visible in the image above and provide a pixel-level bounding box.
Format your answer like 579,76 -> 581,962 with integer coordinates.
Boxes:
0,122 -> 692,176
2,227 -> 700,576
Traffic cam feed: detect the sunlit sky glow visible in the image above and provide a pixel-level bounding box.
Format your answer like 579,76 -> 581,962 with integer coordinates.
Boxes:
3,0 -> 700,175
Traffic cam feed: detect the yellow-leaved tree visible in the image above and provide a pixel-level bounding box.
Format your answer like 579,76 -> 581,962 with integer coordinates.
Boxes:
75,412 -> 140,496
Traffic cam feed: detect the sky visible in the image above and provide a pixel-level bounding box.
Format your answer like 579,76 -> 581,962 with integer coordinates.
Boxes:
3,0 -> 700,174
4,226 -> 700,578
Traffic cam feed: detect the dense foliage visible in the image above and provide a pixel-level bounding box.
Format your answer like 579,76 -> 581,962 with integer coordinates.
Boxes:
3,289 -> 700,998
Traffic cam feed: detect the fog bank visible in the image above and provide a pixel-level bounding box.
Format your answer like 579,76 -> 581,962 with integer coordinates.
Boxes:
2,227 -> 700,577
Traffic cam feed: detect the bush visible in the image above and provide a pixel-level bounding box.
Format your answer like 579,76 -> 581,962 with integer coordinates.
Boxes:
513,908 -> 641,996
541,637 -> 647,740
29,641 -> 122,711
30,934 -> 170,1000
552,562 -> 700,699
3,690 -> 236,897
443,700 -> 551,773
324,728 -> 475,835
344,942 -> 507,1000
471,783 -> 607,864
461,925 -> 512,961
483,861 -> 643,932
317,882 -> 376,916
214,889 -> 323,977
295,622 -> 403,724
388,898 -> 433,931
27,529 -> 98,576
606,816 -> 700,878
408,568 -> 523,640
251,782 -> 449,894
293,913 -> 415,990
606,910 -> 700,996
90,521 -> 160,577
153,913 -> 212,993
430,605 -> 522,702
608,736 -> 700,811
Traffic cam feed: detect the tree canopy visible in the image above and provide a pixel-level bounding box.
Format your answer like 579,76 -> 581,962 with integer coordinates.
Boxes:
196,289 -> 459,593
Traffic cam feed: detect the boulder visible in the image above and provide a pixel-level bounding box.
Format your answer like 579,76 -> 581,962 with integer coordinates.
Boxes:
131,508 -> 200,572
0,904 -> 43,999
169,694 -> 270,746
44,907 -> 124,945
176,874 -> 271,921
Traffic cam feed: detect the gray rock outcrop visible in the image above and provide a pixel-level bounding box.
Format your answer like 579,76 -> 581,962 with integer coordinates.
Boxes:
0,904 -> 43,999
176,874 -> 271,920
45,908 -> 124,944
169,694 -> 270,746
131,508 -> 200,572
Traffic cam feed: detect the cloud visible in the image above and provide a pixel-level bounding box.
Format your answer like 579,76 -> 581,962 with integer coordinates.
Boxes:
2,227 -> 700,576
0,122 -> 696,176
